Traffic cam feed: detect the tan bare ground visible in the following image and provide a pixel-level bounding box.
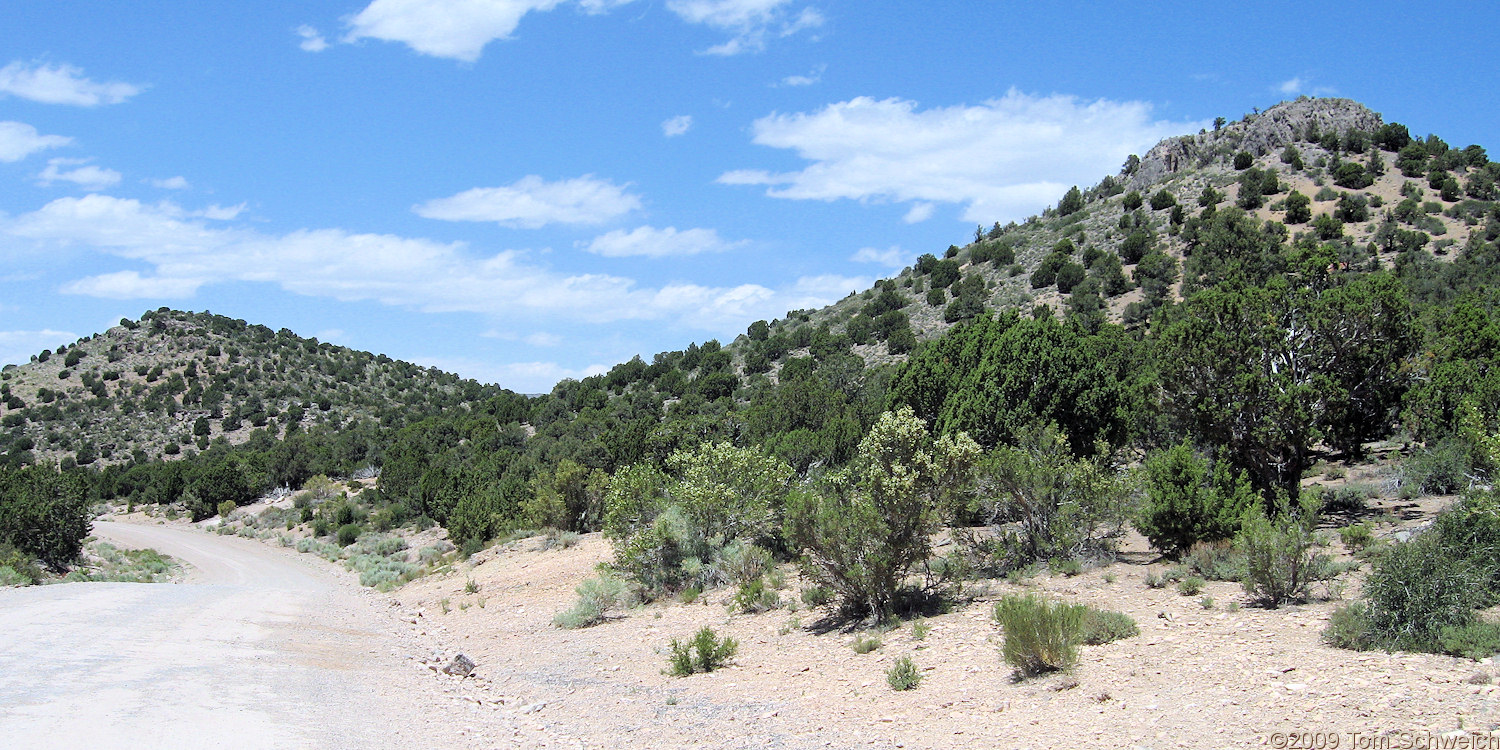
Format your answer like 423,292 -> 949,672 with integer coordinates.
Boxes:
393,532 -> 1500,750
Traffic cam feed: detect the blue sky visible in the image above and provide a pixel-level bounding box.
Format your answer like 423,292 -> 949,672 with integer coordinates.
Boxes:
3,1 -> 1497,392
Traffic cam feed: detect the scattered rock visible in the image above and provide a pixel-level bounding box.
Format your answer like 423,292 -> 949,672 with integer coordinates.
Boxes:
443,653 -> 477,677
1469,671 -> 1492,685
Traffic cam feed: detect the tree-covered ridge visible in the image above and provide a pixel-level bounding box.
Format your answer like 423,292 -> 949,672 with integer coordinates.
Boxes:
0,308 -> 508,469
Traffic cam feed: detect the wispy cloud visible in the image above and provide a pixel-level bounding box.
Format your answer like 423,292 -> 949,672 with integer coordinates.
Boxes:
297,25 -> 330,52
148,176 -> 190,190
849,246 -> 908,269
6,195 -> 866,336
37,158 -> 122,191
666,0 -> 823,55
414,175 -> 641,228
1275,76 -> 1336,97
662,114 -> 694,137
0,121 -> 71,162
0,61 -> 141,107
720,90 -> 1206,223
779,63 -> 824,87
581,225 -> 746,258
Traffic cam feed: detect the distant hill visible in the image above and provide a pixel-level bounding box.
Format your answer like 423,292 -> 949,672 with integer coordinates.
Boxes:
0,308 -> 509,468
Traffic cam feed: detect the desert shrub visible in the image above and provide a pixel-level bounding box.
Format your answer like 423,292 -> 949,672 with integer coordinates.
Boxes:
540,528 -> 581,550
311,518 -> 331,537
886,656 -> 922,691
1235,494 -> 1333,607
217,500 -> 237,519
1338,523 -> 1375,551
732,577 -> 781,613
336,523 -> 362,546
349,555 -> 416,589
1078,608 -> 1138,645
554,575 -> 634,629
851,633 -> 882,654
1437,622 -> 1500,660
965,424 -> 1133,573
1323,484 -> 1373,514
1051,558 -> 1083,577
1136,443 -> 1257,556
786,408 -> 979,618
1399,440 -> 1471,498
666,627 -> 738,676
911,619 -> 932,640
994,594 -> 1084,676
800,585 -> 833,607
1184,540 -> 1246,581
0,541 -> 43,585
606,446 -> 792,599
717,541 -> 772,586
1177,576 -> 1205,596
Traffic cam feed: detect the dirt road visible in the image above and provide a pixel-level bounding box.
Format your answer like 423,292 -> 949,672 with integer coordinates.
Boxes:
0,521 -> 504,750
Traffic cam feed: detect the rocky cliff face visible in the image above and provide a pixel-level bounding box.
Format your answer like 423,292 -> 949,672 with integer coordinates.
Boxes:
1127,97 -> 1385,190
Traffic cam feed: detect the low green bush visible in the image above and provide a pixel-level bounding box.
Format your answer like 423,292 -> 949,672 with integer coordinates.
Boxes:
1438,622 -> 1500,661
336,523 -> 362,547
851,634 -> 882,654
1078,608 -> 1138,645
1177,576 -> 1205,596
667,627 -> 738,676
732,577 -> 781,613
1235,495 -> 1334,607
994,594 -> 1084,676
1184,540 -> 1245,581
554,575 -> 634,629
800,585 -> 832,607
886,656 -> 922,691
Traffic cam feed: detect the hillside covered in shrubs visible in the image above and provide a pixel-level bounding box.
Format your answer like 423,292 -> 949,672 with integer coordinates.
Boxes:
7,96 -> 1500,659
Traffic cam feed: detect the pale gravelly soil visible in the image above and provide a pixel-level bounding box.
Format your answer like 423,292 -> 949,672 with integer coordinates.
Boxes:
393,528 -> 1500,750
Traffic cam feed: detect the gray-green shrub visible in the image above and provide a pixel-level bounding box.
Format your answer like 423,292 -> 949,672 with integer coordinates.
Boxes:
1235,494 -> 1333,607
667,627 -> 738,676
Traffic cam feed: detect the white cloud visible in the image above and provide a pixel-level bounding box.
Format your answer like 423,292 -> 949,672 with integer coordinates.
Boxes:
414,174 -> 641,228
197,203 -> 247,220
662,114 -> 694,137
719,90 -> 1207,223
297,25 -> 330,52
525,332 -> 562,347
902,202 -> 935,223
779,63 -> 824,87
37,158 -> 122,191
149,176 -> 190,190
0,121 -> 71,162
60,270 -> 203,299
0,61 -> 141,107
6,195 -> 860,335
581,225 -> 745,258
342,0 -> 577,61
849,246 -> 907,269
1275,76 -> 1336,97
415,356 -> 610,392
0,328 -> 79,367
667,0 -> 823,55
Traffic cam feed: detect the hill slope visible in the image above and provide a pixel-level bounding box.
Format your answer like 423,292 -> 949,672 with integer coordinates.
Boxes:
0,308 -> 509,468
